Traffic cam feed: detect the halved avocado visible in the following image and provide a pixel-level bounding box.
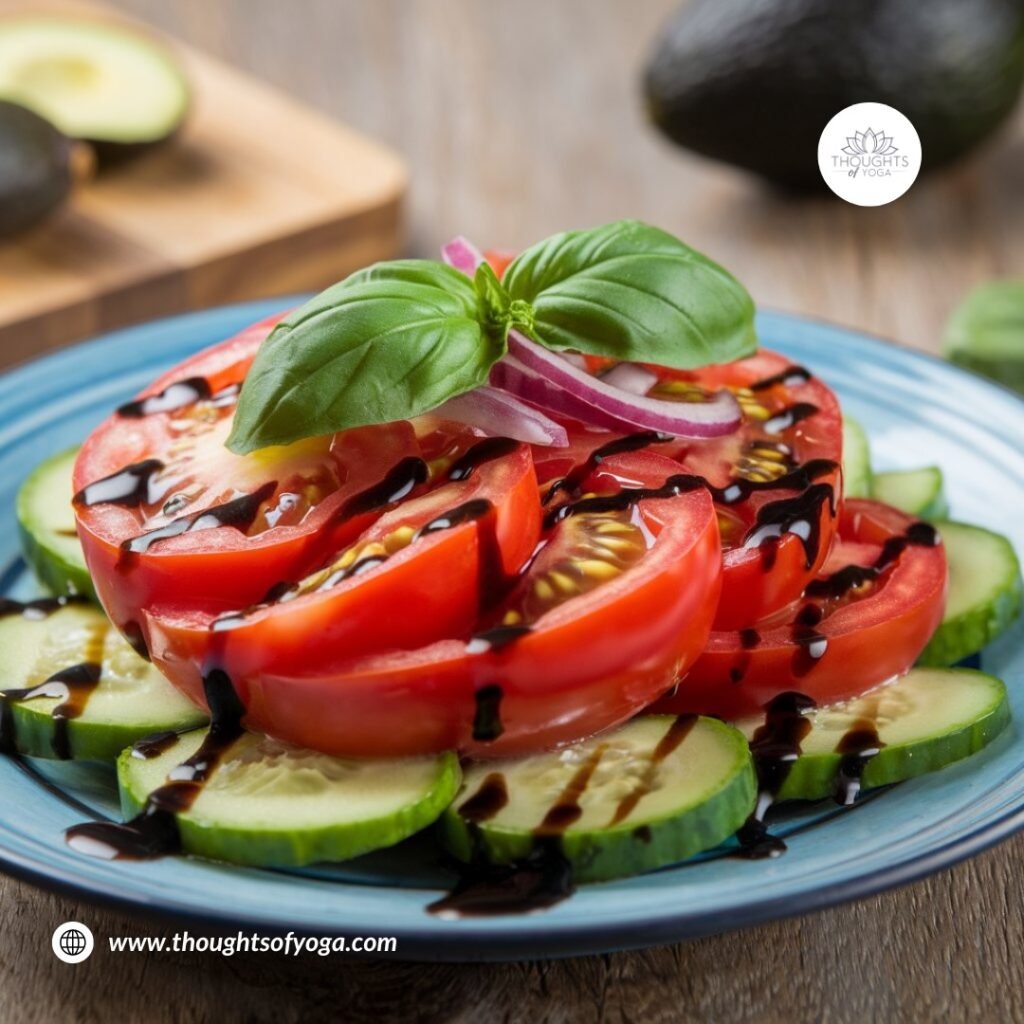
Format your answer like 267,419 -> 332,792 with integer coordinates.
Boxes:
0,100 -> 72,238
0,16 -> 189,167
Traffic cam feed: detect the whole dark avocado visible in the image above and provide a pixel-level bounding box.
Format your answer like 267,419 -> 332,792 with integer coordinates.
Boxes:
644,0 -> 1024,189
0,100 -> 72,237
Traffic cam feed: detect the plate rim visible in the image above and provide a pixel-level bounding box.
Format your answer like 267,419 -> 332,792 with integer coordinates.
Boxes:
0,299 -> 1022,960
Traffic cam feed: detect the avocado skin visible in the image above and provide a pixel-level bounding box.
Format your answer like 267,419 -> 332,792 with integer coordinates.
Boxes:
0,101 -> 71,237
644,0 -> 1024,189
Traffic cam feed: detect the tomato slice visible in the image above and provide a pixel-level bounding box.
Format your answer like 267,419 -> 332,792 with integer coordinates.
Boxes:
659,499 -> 948,718
73,317 -> 520,660
531,349 -> 843,630
146,439 -> 540,689
184,450 -> 721,757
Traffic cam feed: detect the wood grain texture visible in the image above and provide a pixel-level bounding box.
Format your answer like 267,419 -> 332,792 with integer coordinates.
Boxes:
0,0 -> 407,363
1,1 -> 1023,1021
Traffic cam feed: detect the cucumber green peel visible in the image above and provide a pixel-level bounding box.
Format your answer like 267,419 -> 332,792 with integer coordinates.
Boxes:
735,668 -> 1010,804
16,446 -> 95,600
872,467 -> 948,519
919,521 -> 1023,667
440,716 -> 755,883
841,416 -> 872,499
0,602 -> 206,762
119,730 -> 462,867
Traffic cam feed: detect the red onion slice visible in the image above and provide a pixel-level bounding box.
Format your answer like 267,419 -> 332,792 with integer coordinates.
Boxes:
442,236 -> 485,276
436,385 -> 568,447
490,356 -> 640,432
599,362 -> 659,396
508,330 -> 740,438
440,236 -> 741,439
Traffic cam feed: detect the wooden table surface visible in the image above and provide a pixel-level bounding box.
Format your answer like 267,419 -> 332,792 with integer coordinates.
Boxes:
3,2 -> 1023,1021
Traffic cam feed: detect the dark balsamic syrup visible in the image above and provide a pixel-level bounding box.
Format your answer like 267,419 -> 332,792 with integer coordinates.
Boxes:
121,481 -> 277,557
448,437 -> 520,482
337,457 -> 428,520
0,662 -> 102,760
544,459 -> 837,530
117,377 -> 212,417
543,431 -> 673,503
65,670 -> 245,860
763,403 -> 819,435
535,743 -> 608,836
607,715 -> 697,826
749,365 -> 812,392
73,459 -> 165,508
735,692 -> 817,859
834,720 -> 884,806
744,483 -> 836,571
468,624 -> 534,652
471,685 -> 505,742
427,835 -> 574,918
456,772 -> 509,823
130,731 -> 182,760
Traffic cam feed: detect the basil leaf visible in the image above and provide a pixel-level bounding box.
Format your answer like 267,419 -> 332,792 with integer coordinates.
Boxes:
227,261 -> 502,454
503,219 -> 756,368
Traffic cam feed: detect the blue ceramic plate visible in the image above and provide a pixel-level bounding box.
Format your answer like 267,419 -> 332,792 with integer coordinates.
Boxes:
0,302 -> 1021,961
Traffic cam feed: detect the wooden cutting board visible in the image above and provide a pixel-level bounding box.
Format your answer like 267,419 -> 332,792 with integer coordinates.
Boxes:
0,1 -> 407,364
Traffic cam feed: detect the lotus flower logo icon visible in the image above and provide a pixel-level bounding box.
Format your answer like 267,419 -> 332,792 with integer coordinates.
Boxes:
842,128 -> 898,158
818,103 -> 921,206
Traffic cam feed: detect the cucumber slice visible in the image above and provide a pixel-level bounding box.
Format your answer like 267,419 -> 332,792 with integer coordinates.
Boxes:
919,521 -> 1023,667
440,716 -> 755,883
842,416 -> 872,499
119,730 -> 461,867
872,467 -> 948,519
736,668 -> 1010,804
16,446 -> 95,600
0,602 -> 206,761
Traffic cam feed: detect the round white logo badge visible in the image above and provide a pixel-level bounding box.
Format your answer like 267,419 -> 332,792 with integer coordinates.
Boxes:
52,921 -> 95,964
817,102 -> 922,206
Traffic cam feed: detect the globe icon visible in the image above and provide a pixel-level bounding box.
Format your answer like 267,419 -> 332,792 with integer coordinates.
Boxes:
59,928 -> 87,958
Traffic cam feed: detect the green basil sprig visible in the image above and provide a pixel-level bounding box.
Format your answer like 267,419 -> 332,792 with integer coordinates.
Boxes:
227,220 -> 755,454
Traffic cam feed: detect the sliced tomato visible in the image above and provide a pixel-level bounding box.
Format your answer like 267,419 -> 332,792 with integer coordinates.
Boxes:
146,440 -> 540,688
171,450 -> 721,757
658,498 -> 948,718
531,349 -> 843,630
72,316 -> 520,659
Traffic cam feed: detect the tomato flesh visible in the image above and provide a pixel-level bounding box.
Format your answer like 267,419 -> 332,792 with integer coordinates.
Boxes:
146,440 -> 541,691
658,499 -> 948,717
189,451 -> 721,757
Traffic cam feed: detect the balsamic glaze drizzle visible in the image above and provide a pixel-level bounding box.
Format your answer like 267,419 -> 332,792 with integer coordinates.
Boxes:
835,719 -> 885,806
457,772 -> 509,823
427,835 -> 574,918
448,437 -> 520,482
337,457 -> 428,520
750,365 -> 812,391
764,403 -> 819,435
545,459 -> 837,530
65,670 -> 245,860
543,431 -> 673,503
744,483 -> 836,571
117,378 -> 212,418
467,624 -> 534,653
73,459 -> 165,508
122,481 -> 277,556
735,692 -> 817,859
130,730 -> 182,760
471,685 -> 505,743
535,743 -> 608,835
0,662 -> 102,760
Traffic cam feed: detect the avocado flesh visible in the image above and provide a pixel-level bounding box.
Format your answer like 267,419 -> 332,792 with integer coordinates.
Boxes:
0,100 -> 71,238
0,17 -> 189,164
644,0 -> 1024,189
